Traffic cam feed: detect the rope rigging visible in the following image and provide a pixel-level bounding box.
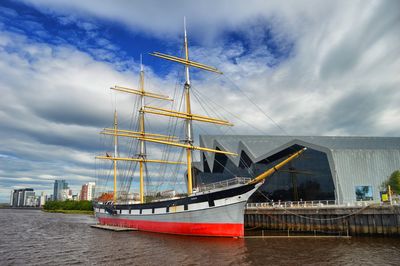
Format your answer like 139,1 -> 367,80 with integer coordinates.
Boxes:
95,35 -> 308,202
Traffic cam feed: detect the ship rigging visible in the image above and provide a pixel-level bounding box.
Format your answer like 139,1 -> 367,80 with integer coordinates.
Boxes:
94,19 -> 305,237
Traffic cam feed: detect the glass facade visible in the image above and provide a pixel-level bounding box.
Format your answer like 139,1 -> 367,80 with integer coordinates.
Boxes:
53,180 -> 69,201
195,145 -> 336,202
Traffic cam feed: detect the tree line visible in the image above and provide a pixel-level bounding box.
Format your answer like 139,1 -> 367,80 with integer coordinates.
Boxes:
43,200 -> 93,211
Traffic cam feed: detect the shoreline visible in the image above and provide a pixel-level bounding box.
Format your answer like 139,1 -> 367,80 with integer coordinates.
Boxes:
0,206 -> 41,210
42,209 -> 94,215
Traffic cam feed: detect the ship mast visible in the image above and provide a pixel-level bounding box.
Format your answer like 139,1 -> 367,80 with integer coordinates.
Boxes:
95,19 -> 309,205
139,55 -> 146,203
97,18 -> 236,202
183,18 -> 194,195
113,109 -> 118,203
97,63 -> 182,204
149,18 -> 233,196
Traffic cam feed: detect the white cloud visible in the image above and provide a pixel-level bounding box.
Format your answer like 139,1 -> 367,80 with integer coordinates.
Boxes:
1,0 -> 400,201
0,25 -> 187,201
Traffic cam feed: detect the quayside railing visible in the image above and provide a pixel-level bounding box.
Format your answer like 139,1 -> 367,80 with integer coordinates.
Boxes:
246,200 -> 399,209
246,200 -> 337,209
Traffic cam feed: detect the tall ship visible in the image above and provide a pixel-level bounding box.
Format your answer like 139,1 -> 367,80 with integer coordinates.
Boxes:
94,20 -> 305,237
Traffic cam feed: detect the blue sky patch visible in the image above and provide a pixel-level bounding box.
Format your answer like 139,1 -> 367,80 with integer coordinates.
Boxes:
220,17 -> 294,67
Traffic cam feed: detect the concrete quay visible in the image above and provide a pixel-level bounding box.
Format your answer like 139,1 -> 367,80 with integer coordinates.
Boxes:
245,204 -> 400,236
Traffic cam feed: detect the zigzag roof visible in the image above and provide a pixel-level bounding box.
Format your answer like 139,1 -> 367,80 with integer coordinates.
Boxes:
196,135 -> 400,171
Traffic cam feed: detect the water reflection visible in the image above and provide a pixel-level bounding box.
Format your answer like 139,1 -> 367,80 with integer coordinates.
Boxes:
1,209 -> 399,265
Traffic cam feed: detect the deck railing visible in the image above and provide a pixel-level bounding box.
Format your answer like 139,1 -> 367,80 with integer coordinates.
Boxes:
197,177 -> 252,192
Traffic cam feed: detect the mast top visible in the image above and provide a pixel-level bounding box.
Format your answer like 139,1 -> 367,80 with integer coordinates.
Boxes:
140,53 -> 143,72
150,18 -> 223,74
183,16 -> 188,41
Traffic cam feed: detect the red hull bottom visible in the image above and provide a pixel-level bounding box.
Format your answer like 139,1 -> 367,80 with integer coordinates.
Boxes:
98,217 -> 244,237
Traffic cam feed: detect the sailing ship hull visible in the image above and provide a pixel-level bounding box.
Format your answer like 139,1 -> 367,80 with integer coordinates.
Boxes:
94,183 -> 260,237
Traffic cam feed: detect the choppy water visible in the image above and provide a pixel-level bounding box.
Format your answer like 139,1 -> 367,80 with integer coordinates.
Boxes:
0,209 -> 399,265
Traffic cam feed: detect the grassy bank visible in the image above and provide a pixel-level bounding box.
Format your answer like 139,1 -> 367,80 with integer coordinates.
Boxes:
43,209 -> 94,215
43,200 -> 93,215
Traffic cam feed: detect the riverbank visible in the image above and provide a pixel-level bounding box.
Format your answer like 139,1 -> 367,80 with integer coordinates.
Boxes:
43,200 -> 93,215
0,206 -> 41,210
42,209 -> 94,215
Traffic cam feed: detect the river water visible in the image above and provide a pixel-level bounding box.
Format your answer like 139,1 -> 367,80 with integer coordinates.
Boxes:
0,209 -> 399,265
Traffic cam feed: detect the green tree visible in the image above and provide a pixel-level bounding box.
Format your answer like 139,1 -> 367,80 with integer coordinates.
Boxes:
383,170 -> 400,194
43,200 -> 93,211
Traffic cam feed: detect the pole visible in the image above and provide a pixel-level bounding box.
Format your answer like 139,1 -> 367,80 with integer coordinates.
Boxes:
184,17 -> 193,195
139,55 -> 145,203
139,161 -> 144,203
113,110 -> 118,203
388,185 -> 392,205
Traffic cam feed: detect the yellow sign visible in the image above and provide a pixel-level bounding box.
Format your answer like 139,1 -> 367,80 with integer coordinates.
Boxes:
381,193 -> 389,202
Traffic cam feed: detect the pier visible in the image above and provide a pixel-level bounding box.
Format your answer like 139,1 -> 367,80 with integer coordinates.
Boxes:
245,202 -> 400,236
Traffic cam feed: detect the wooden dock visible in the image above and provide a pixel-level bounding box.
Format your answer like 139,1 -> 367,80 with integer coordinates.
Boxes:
90,224 -> 137,232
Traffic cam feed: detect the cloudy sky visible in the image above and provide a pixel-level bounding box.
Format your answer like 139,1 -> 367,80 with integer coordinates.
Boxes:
0,0 -> 399,202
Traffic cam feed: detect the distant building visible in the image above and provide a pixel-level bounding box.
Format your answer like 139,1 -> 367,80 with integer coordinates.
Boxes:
53,180 -> 69,201
24,190 -> 36,206
10,188 -> 35,207
79,182 -> 95,201
160,190 -> 176,198
38,192 -> 47,207
118,191 -> 135,201
9,190 -> 13,206
60,188 -> 72,201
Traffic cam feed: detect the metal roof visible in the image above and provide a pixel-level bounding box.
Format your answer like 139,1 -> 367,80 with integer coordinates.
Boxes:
199,135 -> 400,169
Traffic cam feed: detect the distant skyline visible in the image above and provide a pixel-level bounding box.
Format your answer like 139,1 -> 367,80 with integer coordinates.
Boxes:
0,0 -> 399,202
8,179 -> 92,199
